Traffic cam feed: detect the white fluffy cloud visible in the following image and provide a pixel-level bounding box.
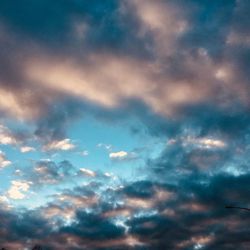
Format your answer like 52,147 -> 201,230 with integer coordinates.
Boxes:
20,146 -> 35,153
109,151 -> 137,161
8,180 -> 31,200
109,151 -> 128,159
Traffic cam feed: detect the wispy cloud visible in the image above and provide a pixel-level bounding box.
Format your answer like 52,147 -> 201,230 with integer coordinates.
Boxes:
0,150 -> 11,169
79,168 -> 96,177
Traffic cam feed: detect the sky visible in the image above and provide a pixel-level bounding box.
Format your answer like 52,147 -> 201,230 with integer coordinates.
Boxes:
0,0 -> 250,249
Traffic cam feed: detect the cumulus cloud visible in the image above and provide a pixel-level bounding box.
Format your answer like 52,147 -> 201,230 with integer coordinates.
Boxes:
7,180 -> 31,200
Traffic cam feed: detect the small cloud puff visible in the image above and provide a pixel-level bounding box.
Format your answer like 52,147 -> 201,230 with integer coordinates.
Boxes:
80,150 -> 89,156
109,151 -> 137,161
20,146 -> 35,153
44,138 -> 75,151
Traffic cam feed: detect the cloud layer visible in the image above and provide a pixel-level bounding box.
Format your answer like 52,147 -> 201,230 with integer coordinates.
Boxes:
0,0 -> 250,249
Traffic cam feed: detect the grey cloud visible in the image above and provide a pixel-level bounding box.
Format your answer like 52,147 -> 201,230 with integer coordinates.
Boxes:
1,172 -> 250,249
26,160 -> 76,186
0,0 -> 248,147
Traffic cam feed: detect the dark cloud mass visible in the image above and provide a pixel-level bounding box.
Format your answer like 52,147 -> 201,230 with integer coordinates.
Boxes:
1,173 -> 250,249
1,0 -> 250,250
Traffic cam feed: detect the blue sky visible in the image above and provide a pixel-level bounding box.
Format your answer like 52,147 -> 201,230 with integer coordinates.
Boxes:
0,0 -> 250,249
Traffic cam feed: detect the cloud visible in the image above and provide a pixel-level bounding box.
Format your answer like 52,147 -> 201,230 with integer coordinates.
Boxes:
126,0 -> 188,57
24,50 -> 219,118
7,180 -> 31,200
97,143 -> 112,151
61,210 -> 125,241
43,138 -> 76,151
20,146 -> 35,153
79,168 -> 96,178
109,151 -> 128,160
0,0 -> 246,145
34,100 -> 84,143
13,0 -> 241,126
109,151 -> 137,161
181,136 -> 226,149
30,160 -> 76,185
0,0 -> 144,121
55,185 -> 99,207
0,171 -> 249,249
148,136 -> 232,180
80,150 -> 89,156
0,125 -> 18,145
0,151 -> 11,169
0,1 -> 250,249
